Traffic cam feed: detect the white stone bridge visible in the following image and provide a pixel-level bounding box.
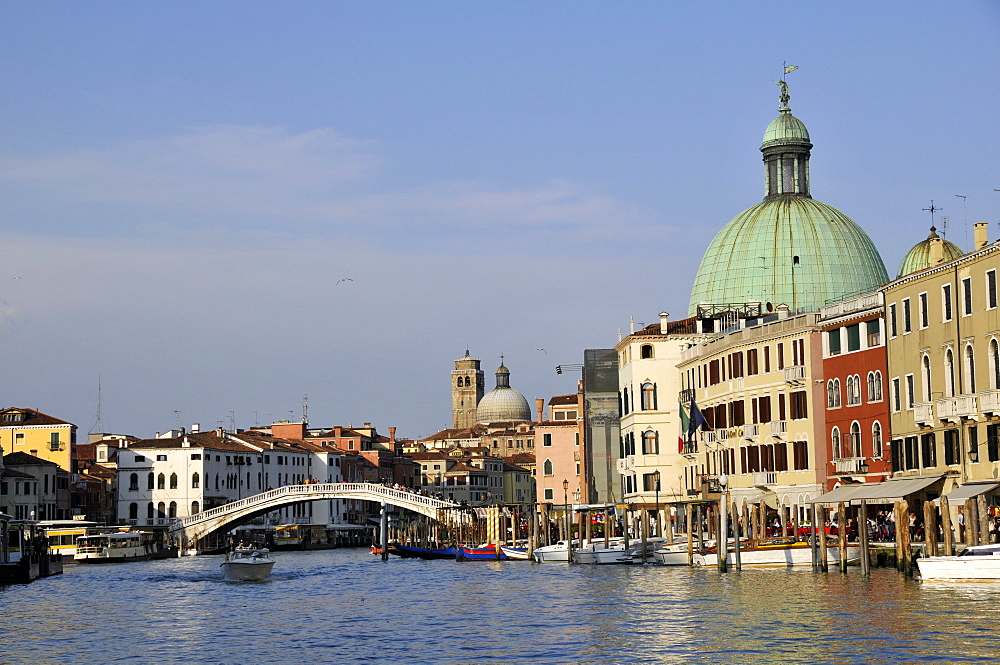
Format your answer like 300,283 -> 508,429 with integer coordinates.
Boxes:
168,482 -> 462,547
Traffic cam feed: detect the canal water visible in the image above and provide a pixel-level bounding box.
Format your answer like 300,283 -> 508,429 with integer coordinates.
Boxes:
2,548 -> 998,664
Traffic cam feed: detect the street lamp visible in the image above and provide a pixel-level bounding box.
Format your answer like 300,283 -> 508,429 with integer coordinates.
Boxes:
653,470 -> 661,537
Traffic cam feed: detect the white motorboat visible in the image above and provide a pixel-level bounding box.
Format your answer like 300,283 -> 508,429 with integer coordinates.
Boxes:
651,540 -> 698,566
499,545 -> 531,560
220,548 -> 275,581
615,537 -> 669,564
917,544 -> 1000,581
532,540 -> 577,563
693,536 -> 861,568
572,538 -> 625,564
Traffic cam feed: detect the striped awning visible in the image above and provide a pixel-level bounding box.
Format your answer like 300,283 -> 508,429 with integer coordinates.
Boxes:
942,482 -> 1000,504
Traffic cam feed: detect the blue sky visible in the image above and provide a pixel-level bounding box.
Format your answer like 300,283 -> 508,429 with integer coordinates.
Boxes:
1,2 -> 998,439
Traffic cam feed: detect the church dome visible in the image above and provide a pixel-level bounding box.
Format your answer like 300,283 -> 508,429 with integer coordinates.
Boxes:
689,83 -> 888,315
476,362 -> 531,424
897,227 -> 963,277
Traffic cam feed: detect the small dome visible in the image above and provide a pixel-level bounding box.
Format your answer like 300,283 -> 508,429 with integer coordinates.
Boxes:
762,110 -> 811,149
476,363 -> 531,424
897,227 -> 964,277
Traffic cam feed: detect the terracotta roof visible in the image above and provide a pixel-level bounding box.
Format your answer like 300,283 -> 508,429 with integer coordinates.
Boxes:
548,395 -> 577,405
0,468 -> 34,479
503,453 -> 536,465
0,408 -> 75,428
419,427 -> 484,442
3,451 -> 59,467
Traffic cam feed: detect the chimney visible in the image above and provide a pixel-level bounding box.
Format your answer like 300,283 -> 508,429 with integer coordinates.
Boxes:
629,316 -> 635,334
659,311 -> 670,334
776,304 -> 791,319
388,427 -> 396,442
975,222 -> 989,250
191,423 -> 200,434
536,398 -> 544,423
929,236 -> 944,266
182,436 -> 191,448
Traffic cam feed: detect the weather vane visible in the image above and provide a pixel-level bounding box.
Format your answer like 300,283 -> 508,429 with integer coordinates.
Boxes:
775,63 -> 798,110
923,200 -> 942,227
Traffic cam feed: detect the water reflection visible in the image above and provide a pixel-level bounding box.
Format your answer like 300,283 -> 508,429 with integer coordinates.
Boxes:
3,551 -> 1000,663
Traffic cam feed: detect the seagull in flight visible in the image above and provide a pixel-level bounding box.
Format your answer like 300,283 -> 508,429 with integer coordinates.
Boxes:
336,278 -> 353,285
536,348 -> 547,354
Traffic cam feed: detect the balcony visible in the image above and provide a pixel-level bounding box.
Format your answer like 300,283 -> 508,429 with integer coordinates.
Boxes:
699,430 -> 717,445
681,441 -> 698,455
678,388 -> 695,404
784,365 -> 806,384
936,395 -> 980,422
753,472 -> 777,487
913,402 -> 934,426
741,424 -> 759,441
834,458 -> 869,474
770,420 -> 787,438
981,390 -> 1000,414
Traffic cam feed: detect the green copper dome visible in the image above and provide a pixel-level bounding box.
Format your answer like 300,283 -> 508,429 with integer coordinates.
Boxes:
689,85 -> 888,316
897,227 -> 963,277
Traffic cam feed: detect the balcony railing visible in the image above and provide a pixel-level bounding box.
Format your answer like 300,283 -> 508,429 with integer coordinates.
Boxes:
784,365 -> 806,383
753,472 -> 777,486
913,402 -> 934,426
770,421 -> 787,438
742,424 -> 759,440
834,458 -> 868,474
981,390 -> 1000,414
936,395 -> 979,422
681,441 -> 698,455
678,388 -> 695,404
699,430 -> 717,445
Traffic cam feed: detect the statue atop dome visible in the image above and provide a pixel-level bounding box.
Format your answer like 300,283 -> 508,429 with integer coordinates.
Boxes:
775,79 -> 790,109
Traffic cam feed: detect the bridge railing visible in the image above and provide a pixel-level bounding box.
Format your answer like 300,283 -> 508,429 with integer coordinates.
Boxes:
171,482 -> 460,531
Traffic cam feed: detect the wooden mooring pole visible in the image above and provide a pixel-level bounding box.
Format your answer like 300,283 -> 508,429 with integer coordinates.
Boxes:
941,495 -> 953,556
859,499 -> 871,576
837,502 -> 848,574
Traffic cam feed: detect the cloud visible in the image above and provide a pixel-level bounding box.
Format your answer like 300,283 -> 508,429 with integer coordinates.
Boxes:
0,125 -> 649,239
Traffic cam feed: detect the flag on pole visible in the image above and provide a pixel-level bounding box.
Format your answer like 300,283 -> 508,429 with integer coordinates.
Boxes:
679,400 -> 690,452
784,65 -> 798,74
688,398 -> 707,442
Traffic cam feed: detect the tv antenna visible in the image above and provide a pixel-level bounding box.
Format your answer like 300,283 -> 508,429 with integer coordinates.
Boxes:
955,195 -> 968,249
302,394 -> 309,425
90,374 -> 103,434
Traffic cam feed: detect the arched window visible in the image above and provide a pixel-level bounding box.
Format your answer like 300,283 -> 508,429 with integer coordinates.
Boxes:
622,387 -> 630,415
215,474 -> 219,491
850,421 -> 862,457
157,473 -> 165,490
872,421 -> 883,459
129,502 -> 138,520
543,459 -> 553,476
991,339 -> 1000,390
191,501 -> 200,515
870,371 -> 883,402
456,378 -> 463,387
464,376 -> 471,387
147,473 -> 154,490
832,427 -> 842,459
642,430 -> 659,455
965,344 -> 977,394
168,501 -> 177,519
641,344 -> 654,359
147,502 -> 154,519
828,379 -> 841,408
945,348 -> 956,397
191,472 -> 200,489
157,502 -> 166,519
847,375 -> 862,405
169,473 -> 178,489
641,382 -> 657,411
921,355 -> 932,402
129,473 -> 139,491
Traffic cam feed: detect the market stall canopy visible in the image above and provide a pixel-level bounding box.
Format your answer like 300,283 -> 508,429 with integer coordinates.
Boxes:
809,475 -> 944,505
941,482 -> 1000,504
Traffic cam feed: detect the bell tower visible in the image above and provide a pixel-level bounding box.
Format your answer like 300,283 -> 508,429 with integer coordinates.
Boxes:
452,350 -> 484,429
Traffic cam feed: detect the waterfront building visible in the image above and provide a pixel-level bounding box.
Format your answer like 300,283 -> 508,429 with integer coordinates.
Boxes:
881,222 -> 1000,500
410,448 -> 506,503
615,314 -> 704,518
817,293 -> 892,491
0,408 -> 77,475
0,452 -> 65,520
535,394 -> 585,508
677,308 -> 828,520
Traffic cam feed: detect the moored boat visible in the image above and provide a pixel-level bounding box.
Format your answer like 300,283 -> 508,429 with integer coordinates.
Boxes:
220,548 -> 275,581
499,545 -> 530,560
917,544 -> 1000,581
693,536 -> 861,568
74,531 -> 178,563
393,544 -> 458,560
457,544 -> 507,561
532,540 -> 577,563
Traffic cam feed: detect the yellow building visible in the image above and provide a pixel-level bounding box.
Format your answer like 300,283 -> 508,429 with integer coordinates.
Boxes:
0,408 -> 78,472
882,223 -> 1000,501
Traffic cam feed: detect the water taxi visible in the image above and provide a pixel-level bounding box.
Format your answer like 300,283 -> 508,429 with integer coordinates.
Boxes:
693,536 -> 861,568
37,520 -> 102,559
220,547 -> 275,581
917,544 -> 1000,581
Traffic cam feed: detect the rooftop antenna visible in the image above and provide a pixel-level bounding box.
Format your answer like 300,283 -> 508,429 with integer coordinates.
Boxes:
90,374 -> 103,434
173,410 -> 181,429
941,216 -> 949,240
956,195 -> 968,249
229,411 -> 235,432
302,394 -> 308,425
924,200 -> 943,235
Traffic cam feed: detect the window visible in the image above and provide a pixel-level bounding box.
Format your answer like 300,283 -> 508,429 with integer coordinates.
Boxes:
892,377 -> 901,412
847,375 -> 862,406
992,339 -> 1000,390
846,324 -> 861,352
156,454 -> 167,461
988,423 -> 1000,462
157,473 -> 165,489
905,374 -> 915,409
543,488 -> 553,501
764,346 -> 771,373
191,454 -> 201,460
965,345 -> 977,394
642,473 -> 660,492
543,459 -> 553,476
831,427 -> 842,459
889,303 -> 898,337
920,432 -> 937,468
988,270 -> 998,310
542,433 -> 552,447
902,298 -> 912,333
792,440 -> 809,470
919,292 -> 929,328
789,391 -> 808,419
641,344 -> 654,359
945,348 -> 956,397
941,283 -> 953,322
777,343 -> 785,370
944,429 -> 961,466
866,320 -> 881,347
872,421 -> 883,458
641,383 -> 657,411
192,472 -> 200,489
828,329 -> 841,356
641,430 -> 659,455
963,277 -> 973,316
850,421 -> 862,457
168,501 -> 177,519
147,473 -> 154,490
169,473 -> 178,489
968,425 -> 980,463
747,348 -> 759,375
49,432 -> 60,450
827,379 -> 842,409
868,371 -> 883,402
129,473 -> 139,491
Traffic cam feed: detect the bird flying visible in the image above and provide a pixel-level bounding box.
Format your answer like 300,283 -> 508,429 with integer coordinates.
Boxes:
336,278 -> 353,284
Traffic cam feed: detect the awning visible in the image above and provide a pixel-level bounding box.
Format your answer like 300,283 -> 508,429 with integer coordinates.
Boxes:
941,482 -> 1000,504
810,475 -> 944,505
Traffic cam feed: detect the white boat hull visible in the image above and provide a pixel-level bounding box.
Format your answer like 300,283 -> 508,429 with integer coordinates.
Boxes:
917,556 -> 1000,581
652,546 -> 690,566
695,545 -> 861,568
533,549 -> 569,563
221,560 -> 275,581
